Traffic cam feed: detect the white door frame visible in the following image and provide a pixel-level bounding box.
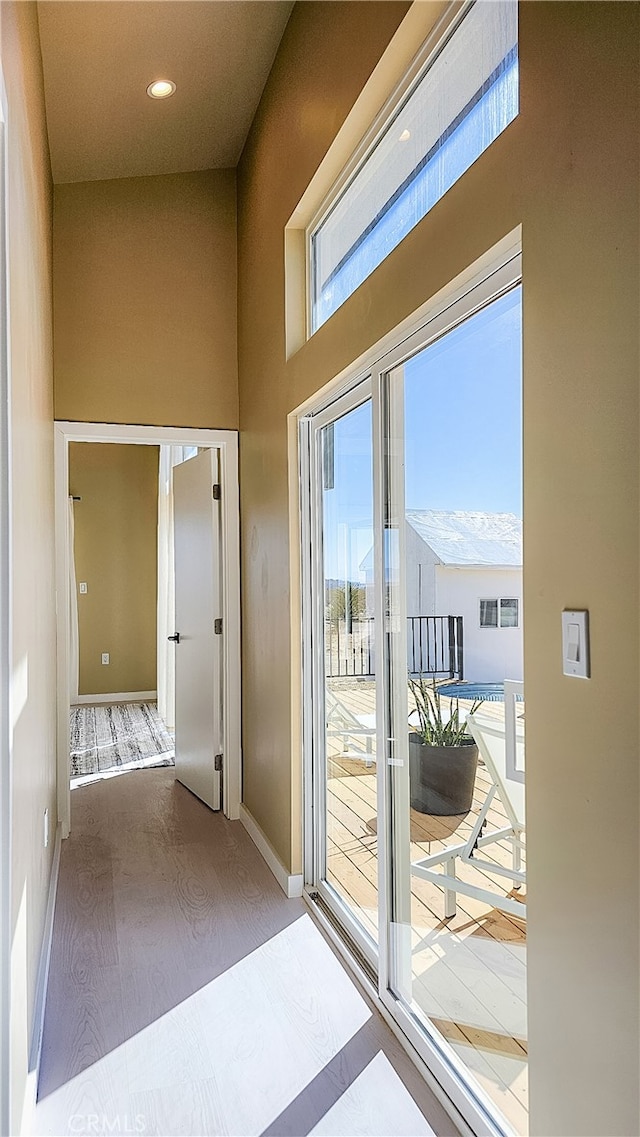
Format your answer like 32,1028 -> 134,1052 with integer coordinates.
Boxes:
298,234 -> 522,1137
0,67 -> 11,1137
54,421 -> 241,838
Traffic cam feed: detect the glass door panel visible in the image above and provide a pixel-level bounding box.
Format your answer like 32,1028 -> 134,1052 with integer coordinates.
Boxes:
384,287 -> 527,1132
317,397 -> 379,949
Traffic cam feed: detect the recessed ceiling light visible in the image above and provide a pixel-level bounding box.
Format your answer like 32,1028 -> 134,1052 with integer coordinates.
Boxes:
399,128 -> 411,142
147,79 -> 176,100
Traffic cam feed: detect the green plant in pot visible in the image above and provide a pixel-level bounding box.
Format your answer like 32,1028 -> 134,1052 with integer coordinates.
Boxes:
408,677 -> 483,816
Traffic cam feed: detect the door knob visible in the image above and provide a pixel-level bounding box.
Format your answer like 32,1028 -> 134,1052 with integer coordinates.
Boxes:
168,633 -> 181,643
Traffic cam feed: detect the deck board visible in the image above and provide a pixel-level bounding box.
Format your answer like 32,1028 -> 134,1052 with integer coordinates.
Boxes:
324,680 -> 529,1132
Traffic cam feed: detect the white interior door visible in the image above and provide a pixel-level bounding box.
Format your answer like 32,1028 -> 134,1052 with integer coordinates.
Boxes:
173,449 -> 222,809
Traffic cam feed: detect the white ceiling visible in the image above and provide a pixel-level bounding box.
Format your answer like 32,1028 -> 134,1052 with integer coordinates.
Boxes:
37,1 -> 293,184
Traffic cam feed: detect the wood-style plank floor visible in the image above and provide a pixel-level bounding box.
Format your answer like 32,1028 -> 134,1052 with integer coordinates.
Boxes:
35,768 -> 457,1137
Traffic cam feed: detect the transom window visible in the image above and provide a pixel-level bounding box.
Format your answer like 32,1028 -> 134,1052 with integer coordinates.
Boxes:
309,0 -> 519,332
480,597 -> 519,628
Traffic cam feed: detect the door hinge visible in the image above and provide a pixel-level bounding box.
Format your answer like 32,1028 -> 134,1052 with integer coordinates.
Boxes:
212,483 -> 221,501
214,753 -> 223,772
214,617 -> 223,635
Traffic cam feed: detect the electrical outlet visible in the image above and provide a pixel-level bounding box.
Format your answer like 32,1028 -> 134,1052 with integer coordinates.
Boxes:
43,808 -> 49,848
101,652 -> 110,665
79,582 -> 87,594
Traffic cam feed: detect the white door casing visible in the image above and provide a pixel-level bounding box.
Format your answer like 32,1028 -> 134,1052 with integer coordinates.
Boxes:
54,421 -> 241,838
173,450 -> 222,810
0,78 -> 11,1137
298,238 -> 522,1137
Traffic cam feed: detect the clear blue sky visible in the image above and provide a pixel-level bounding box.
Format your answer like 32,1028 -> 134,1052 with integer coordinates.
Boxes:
404,285 -> 522,514
323,285 -> 522,581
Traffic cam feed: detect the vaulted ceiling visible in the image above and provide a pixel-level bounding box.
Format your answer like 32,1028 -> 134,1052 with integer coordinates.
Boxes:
37,1 -> 293,184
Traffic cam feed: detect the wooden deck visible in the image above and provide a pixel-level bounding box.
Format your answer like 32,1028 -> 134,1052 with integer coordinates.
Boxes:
325,680 -> 529,1135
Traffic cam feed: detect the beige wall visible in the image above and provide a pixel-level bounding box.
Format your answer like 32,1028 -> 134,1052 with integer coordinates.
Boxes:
69,444 -> 159,696
1,1 -> 56,1129
54,168 -> 238,429
238,0 -> 409,877
237,3 -> 639,1136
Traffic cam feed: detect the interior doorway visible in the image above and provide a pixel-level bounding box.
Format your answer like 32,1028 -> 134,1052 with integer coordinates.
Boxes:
54,422 -> 241,838
68,440 -> 168,791
68,440 -> 160,706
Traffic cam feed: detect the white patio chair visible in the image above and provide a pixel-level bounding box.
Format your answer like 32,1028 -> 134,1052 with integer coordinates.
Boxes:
411,710 -> 526,920
325,687 -> 376,767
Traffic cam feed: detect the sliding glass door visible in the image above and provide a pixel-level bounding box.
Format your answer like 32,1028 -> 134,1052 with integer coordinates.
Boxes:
303,253 -> 524,1135
304,385 -> 379,965
382,284 -> 526,1136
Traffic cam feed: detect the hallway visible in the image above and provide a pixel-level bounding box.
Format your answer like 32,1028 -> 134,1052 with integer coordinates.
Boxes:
34,770 -> 456,1136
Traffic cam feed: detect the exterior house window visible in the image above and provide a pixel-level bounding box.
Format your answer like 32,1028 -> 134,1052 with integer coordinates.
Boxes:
309,0 -> 519,332
480,597 -> 519,627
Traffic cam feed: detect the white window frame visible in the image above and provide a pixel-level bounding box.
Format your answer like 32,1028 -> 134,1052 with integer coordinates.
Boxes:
305,1 -> 466,338
298,237 -> 522,1137
479,598 -> 499,628
54,422 -> 242,840
306,0 -> 520,337
479,597 -> 520,629
499,597 -> 519,628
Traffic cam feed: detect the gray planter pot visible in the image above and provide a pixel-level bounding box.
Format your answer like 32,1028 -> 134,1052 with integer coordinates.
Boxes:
409,733 -> 478,815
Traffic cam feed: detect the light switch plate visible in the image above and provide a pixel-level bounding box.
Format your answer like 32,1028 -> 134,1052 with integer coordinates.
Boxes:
79,582 -> 87,594
562,610 -> 590,678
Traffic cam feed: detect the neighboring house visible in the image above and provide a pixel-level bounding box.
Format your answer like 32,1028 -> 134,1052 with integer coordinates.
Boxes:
362,510 -> 523,683
405,510 -> 523,683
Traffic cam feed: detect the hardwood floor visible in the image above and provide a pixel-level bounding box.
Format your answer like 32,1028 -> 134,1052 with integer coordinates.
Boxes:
35,768 -> 457,1137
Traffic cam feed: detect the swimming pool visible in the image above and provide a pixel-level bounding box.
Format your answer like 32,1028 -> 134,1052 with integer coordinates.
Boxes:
438,681 -> 521,702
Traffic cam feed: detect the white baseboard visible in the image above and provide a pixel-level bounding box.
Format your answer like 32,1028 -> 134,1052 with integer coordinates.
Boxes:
72,690 -> 157,705
239,804 -> 303,899
25,823 -> 62,1116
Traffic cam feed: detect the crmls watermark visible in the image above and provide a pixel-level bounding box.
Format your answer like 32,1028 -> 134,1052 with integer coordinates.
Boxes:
68,1115 -> 146,1134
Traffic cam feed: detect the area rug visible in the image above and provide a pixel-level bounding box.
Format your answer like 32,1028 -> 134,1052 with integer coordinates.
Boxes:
70,701 -> 174,780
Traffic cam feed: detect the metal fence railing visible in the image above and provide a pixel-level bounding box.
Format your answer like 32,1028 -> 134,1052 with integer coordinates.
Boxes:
324,615 -> 464,680
407,614 -> 464,679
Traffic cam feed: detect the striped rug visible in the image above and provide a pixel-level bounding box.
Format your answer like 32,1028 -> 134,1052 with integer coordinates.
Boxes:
70,702 -> 174,780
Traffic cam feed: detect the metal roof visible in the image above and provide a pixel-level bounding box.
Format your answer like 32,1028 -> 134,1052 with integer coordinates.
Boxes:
406,510 -> 522,567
